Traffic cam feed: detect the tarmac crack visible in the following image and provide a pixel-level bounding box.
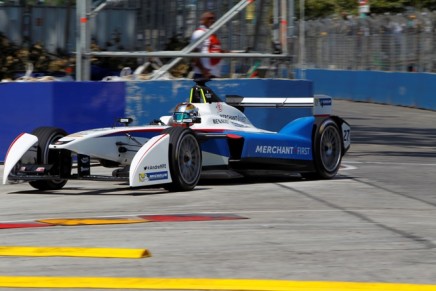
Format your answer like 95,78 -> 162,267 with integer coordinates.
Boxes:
276,183 -> 436,250
353,177 -> 436,208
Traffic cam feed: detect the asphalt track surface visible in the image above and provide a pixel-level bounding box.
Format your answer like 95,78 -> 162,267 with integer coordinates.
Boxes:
0,100 -> 435,290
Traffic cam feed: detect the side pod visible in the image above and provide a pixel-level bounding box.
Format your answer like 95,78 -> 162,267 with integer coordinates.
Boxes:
129,133 -> 172,187
3,133 -> 38,185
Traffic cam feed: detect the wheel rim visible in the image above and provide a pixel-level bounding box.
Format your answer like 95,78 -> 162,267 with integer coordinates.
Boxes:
177,134 -> 201,185
320,125 -> 341,172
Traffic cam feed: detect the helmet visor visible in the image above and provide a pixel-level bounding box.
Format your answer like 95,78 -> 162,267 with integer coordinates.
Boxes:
173,112 -> 192,123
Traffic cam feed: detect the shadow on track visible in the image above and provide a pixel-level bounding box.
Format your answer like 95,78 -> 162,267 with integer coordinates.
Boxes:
5,172 -> 354,196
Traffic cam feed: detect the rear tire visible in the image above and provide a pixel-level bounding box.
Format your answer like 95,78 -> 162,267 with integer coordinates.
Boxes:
29,127 -> 71,190
311,119 -> 342,179
163,127 -> 202,192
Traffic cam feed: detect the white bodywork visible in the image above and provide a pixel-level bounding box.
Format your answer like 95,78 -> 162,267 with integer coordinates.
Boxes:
50,126 -> 161,165
2,133 -> 38,185
129,134 -> 171,187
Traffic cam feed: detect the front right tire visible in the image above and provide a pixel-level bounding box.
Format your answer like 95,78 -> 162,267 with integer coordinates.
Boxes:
311,118 -> 342,179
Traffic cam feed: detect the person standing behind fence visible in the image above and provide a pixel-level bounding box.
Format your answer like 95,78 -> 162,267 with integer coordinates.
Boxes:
190,11 -> 226,79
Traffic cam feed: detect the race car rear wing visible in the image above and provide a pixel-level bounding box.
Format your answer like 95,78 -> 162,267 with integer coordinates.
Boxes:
225,94 -> 332,116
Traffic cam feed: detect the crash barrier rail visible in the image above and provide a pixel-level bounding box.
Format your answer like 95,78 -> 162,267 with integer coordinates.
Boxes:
295,69 -> 436,111
0,79 -> 313,162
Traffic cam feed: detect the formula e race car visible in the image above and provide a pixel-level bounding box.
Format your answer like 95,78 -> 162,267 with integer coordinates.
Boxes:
3,79 -> 351,192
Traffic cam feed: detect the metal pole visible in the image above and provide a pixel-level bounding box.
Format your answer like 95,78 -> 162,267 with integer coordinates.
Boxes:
75,1 -> 83,81
273,0 -> 279,46
84,0 -> 91,81
150,0 -> 256,79
89,51 -> 291,58
90,1 -> 108,17
76,0 -> 91,81
288,0 -> 294,37
280,0 -> 288,55
252,0 -> 264,51
299,0 -> 305,79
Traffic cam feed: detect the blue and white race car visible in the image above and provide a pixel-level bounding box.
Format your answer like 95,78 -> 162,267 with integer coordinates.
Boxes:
3,79 -> 351,192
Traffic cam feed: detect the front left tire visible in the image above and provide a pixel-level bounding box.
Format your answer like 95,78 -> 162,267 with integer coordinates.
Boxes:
29,127 -> 71,190
163,127 -> 202,192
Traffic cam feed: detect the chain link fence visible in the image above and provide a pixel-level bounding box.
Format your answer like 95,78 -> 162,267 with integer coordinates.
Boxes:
2,1 -> 436,78
292,11 -> 436,72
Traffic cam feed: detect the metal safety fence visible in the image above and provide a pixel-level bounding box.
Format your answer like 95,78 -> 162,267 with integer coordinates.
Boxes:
1,1 -> 436,79
1,0 -> 291,80
293,11 -> 436,72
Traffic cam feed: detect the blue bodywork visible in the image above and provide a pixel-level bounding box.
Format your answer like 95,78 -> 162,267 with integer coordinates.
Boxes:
238,116 -> 314,161
200,116 -> 316,168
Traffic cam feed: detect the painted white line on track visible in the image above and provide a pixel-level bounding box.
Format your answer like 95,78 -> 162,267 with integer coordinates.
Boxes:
340,163 -> 357,170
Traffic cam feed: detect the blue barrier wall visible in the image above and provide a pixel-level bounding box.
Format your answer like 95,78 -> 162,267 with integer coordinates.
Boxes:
0,79 -> 313,162
125,79 -> 313,130
295,69 -> 436,111
0,82 -> 125,162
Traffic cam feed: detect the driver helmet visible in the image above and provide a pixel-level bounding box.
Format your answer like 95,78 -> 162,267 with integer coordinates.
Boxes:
172,102 -> 199,124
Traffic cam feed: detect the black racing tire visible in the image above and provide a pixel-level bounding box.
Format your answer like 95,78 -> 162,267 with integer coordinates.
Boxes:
311,118 -> 342,179
163,127 -> 202,192
29,127 -> 71,190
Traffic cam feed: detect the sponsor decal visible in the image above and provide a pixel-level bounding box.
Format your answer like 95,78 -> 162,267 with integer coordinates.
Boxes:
147,171 -> 169,181
138,171 -> 169,182
78,154 -> 91,176
213,119 -> 229,124
252,144 -> 311,158
256,145 -> 294,155
216,102 -> 223,112
230,121 -> 249,128
80,156 -> 90,163
144,164 -> 167,171
315,98 -> 332,107
296,147 -> 311,155
219,114 -> 247,123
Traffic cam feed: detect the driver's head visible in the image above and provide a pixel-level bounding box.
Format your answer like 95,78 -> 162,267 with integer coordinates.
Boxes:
173,102 -> 199,125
